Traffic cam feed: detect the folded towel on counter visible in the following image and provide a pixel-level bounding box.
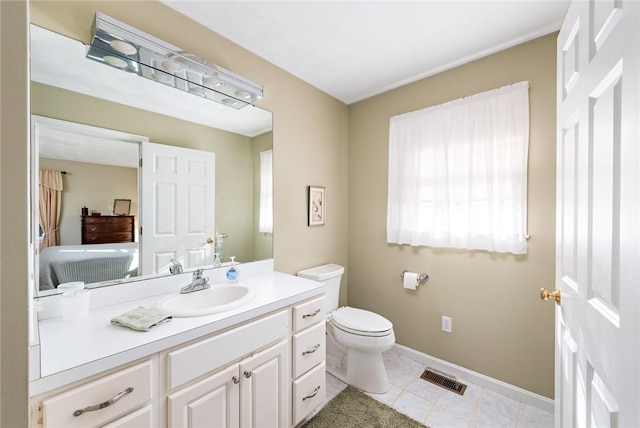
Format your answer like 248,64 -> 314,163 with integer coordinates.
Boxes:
110,307 -> 172,332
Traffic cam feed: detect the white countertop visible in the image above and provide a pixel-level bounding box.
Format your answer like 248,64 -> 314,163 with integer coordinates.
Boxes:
31,269 -> 325,396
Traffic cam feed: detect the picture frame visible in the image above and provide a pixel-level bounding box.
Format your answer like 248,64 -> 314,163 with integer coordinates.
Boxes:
308,186 -> 325,226
113,199 -> 131,216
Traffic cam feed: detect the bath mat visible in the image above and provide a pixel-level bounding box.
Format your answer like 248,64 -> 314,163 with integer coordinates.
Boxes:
301,385 -> 428,428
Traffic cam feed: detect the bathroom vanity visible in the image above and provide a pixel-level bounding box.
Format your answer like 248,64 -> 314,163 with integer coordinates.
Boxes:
29,262 -> 327,427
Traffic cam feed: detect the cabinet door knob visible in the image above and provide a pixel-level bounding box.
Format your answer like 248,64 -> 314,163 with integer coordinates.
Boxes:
232,375 -> 240,384
244,370 -> 252,378
73,387 -> 134,417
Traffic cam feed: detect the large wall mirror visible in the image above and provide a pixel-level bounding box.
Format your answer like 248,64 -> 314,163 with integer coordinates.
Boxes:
31,24 -> 273,296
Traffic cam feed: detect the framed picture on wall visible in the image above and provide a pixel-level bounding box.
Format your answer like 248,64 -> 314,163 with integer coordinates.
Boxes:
308,186 -> 325,226
113,199 -> 131,215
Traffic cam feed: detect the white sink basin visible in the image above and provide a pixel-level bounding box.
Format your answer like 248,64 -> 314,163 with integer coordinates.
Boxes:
156,285 -> 255,317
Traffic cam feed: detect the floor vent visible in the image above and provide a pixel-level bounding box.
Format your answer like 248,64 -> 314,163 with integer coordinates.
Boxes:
420,368 -> 467,396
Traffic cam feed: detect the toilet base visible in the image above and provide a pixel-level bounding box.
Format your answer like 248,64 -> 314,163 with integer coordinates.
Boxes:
326,328 -> 392,394
346,348 -> 390,394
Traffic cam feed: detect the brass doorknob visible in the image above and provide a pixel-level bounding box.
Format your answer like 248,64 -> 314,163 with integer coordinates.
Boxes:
540,288 -> 561,305
206,237 -> 213,244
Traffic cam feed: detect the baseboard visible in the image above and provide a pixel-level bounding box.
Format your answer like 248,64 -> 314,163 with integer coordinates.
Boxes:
393,344 -> 554,414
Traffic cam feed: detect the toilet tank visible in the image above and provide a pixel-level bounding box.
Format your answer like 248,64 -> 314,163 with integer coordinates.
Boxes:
297,264 -> 345,312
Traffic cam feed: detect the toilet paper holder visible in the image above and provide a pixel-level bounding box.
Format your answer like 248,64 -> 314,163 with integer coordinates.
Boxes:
400,270 -> 429,283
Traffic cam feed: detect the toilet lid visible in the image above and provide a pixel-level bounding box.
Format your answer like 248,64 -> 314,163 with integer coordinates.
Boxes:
331,307 -> 393,333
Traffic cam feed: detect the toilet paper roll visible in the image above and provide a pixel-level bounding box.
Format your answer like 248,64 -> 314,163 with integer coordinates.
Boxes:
403,272 -> 419,290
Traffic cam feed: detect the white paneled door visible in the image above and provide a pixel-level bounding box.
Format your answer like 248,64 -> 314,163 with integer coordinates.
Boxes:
555,0 -> 639,427
140,142 -> 215,275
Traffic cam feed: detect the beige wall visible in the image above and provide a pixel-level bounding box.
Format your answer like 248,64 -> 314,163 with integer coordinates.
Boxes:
348,34 -> 557,398
1,1 -> 30,425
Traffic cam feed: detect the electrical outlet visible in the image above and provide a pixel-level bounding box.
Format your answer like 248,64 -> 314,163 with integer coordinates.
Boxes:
442,316 -> 452,333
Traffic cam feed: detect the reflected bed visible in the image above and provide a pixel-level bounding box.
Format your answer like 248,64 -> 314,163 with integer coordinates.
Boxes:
39,243 -> 139,290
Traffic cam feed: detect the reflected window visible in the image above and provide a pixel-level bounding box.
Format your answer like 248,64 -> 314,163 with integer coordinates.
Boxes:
259,149 -> 273,233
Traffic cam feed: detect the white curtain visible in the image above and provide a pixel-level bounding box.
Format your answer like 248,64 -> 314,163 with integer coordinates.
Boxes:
259,149 -> 273,233
387,81 -> 529,254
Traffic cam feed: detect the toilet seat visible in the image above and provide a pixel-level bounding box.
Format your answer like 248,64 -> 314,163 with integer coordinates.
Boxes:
330,307 -> 393,337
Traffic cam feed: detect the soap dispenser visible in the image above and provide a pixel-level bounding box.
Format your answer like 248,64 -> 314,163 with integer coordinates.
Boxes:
226,256 -> 239,283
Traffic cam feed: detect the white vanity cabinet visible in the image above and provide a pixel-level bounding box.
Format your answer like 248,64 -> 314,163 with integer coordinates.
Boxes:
31,270 -> 327,428
167,341 -> 289,428
291,296 -> 326,426
166,310 -> 290,428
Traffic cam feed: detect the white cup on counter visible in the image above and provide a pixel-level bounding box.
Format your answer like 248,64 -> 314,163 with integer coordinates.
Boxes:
59,282 -> 90,321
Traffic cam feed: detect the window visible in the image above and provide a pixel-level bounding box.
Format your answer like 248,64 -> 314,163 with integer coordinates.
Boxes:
387,81 -> 529,254
259,149 -> 273,233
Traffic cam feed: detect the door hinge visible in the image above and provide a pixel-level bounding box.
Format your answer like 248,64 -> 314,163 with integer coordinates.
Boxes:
139,158 -> 143,168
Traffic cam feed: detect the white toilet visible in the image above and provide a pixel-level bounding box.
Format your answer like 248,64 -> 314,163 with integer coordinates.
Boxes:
297,264 -> 395,394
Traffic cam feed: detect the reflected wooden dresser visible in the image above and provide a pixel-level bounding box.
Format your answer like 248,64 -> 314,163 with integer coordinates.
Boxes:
81,215 -> 135,244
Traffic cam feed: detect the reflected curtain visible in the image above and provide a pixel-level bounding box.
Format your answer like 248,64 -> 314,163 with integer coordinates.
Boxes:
387,81 -> 529,254
39,169 -> 64,251
259,149 -> 273,233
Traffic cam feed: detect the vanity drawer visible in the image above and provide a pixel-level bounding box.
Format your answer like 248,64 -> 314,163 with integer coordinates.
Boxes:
292,296 -> 325,333
101,404 -> 153,428
292,322 -> 325,378
42,360 -> 152,428
292,361 -> 326,426
167,310 -> 288,390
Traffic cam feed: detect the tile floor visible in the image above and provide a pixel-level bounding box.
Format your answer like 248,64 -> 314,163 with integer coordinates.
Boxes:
323,348 -> 553,428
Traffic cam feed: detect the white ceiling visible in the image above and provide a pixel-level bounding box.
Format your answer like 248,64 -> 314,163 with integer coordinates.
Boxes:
163,0 -> 569,105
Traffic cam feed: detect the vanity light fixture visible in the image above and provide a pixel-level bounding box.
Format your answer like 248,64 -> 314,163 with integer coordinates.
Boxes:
86,12 -> 263,109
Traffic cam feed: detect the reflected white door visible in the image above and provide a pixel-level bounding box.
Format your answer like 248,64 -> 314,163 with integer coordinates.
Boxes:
140,142 -> 215,275
555,1 -> 639,426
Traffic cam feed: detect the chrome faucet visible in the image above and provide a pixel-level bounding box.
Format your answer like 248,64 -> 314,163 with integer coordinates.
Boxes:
180,269 -> 210,294
169,259 -> 183,275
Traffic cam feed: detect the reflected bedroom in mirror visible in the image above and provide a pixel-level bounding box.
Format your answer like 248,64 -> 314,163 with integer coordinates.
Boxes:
31,23 -> 273,297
